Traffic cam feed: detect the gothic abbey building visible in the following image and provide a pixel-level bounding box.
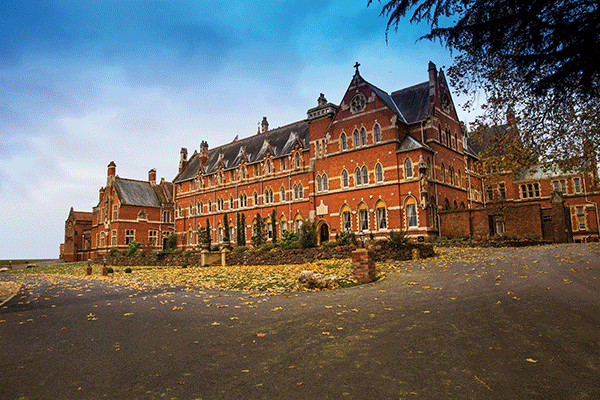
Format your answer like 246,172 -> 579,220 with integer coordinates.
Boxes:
63,62 -> 600,260
174,63 -> 485,247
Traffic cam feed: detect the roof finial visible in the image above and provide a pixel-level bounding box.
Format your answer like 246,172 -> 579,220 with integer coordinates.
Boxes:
354,62 -> 361,74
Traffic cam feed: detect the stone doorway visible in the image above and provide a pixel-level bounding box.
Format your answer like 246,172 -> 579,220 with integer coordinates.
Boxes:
319,223 -> 330,244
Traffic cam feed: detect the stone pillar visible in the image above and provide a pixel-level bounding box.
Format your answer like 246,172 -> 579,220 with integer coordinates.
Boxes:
220,248 -> 230,267
352,249 -> 377,283
201,249 -> 209,266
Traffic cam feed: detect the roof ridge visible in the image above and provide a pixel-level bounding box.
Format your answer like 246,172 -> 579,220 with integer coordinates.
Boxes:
391,81 -> 428,95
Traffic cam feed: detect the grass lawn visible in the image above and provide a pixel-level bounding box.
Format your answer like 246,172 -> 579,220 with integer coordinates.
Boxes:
4,259 -> 385,292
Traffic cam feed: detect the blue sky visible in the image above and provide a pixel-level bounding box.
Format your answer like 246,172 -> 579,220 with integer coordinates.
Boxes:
0,0 -> 473,259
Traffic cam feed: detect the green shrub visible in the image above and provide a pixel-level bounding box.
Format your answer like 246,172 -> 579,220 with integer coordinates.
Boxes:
107,267 -> 114,274
125,241 -> 141,257
299,221 -> 318,249
388,230 -> 409,250
124,267 -> 132,273
109,247 -> 120,257
335,231 -> 357,246
280,230 -> 300,250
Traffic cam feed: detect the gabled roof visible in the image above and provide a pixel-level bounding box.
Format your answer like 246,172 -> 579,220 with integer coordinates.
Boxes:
68,207 -> 92,222
113,178 -> 166,207
174,120 -> 309,183
397,135 -> 433,153
391,82 -> 432,124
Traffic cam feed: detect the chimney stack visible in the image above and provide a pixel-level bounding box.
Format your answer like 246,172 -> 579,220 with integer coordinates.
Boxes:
107,161 -> 116,185
317,93 -> 327,107
200,141 -> 209,166
149,168 -> 156,184
179,148 -> 188,173
261,117 -> 269,133
428,61 -> 437,100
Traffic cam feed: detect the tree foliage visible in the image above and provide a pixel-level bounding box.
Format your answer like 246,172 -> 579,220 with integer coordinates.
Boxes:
370,0 -> 600,173
251,213 -> 266,248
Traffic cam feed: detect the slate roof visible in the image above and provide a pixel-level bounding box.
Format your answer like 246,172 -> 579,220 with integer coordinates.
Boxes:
397,135 -> 433,153
174,120 -> 309,183
113,178 -> 170,207
391,82 -> 432,124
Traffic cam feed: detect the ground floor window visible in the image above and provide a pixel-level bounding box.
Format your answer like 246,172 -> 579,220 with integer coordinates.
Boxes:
125,230 -> 135,244
148,230 -> 158,246
376,204 -> 387,230
576,206 -> 586,230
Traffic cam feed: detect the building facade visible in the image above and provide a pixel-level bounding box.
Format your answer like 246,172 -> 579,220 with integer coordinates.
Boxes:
62,207 -> 93,262
89,162 -> 175,258
173,63 -> 484,248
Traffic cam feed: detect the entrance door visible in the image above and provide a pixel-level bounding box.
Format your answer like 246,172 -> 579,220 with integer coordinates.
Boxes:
320,224 -> 329,244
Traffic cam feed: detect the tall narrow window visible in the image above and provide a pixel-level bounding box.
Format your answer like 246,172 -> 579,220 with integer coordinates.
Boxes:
254,192 -> 258,205
406,199 -> 417,228
112,205 -> 118,220
281,158 -> 286,171
281,187 -> 286,202
376,202 -> 387,230
574,178 -> 581,193
362,166 -> 368,184
317,175 -> 322,192
298,184 -> 304,199
341,205 -> 351,232
560,180 -> 567,194
353,129 -> 360,148
358,204 -> 368,231
295,153 -> 301,169
341,133 -> 347,151
355,168 -> 362,186
441,164 -> 445,183
265,190 -> 269,204
360,127 -> 367,146
323,174 -> 328,191
125,230 -> 135,245
294,185 -> 299,200
376,163 -> 383,183
266,160 -> 271,174
576,206 -> 586,229
342,170 -> 349,188
405,158 -> 413,178
374,124 -> 381,143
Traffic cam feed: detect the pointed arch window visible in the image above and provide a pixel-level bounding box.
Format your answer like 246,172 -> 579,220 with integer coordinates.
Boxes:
298,184 -> 304,199
457,169 -> 461,188
405,197 -> 418,228
322,174 -> 328,191
295,153 -> 301,169
342,170 -> 349,188
281,187 -> 286,202
265,190 -> 270,204
362,166 -> 368,185
374,124 -> 381,143
254,192 -> 258,206
341,204 -> 352,232
208,200 -> 212,213
405,158 -> 413,179
376,201 -> 387,230
266,160 -> 272,174
294,184 -> 299,200
441,164 -> 445,183
341,133 -> 347,151
358,203 -> 369,231
317,175 -> 322,192
355,168 -> 362,186
353,129 -> 360,148
376,163 -> 384,183
360,127 -> 367,146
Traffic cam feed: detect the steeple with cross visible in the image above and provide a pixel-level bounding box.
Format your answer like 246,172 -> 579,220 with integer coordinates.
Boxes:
351,61 -> 362,87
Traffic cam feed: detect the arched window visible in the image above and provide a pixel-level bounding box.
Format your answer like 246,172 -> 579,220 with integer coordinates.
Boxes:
449,167 -> 455,186
294,184 -> 299,200
264,190 -> 269,204
376,163 -> 383,183
405,197 -> 418,228
457,169 -> 461,188
341,133 -> 347,151
441,164 -> 445,183
358,202 -> 369,231
298,184 -> 304,199
208,200 -> 212,212
281,187 -> 286,202
241,166 -> 246,180
341,204 -> 351,232
360,127 -> 367,146
266,160 -> 271,174
376,201 -> 387,230
374,124 -> 381,143
295,153 -> 301,169
405,158 -> 413,179
322,174 -> 328,191
342,170 -> 349,188
254,192 -> 258,205
229,196 -> 233,209
198,201 -> 202,214
317,175 -> 322,192
315,142 -> 320,158
353,129 -> 360,148
269,189 -> 274,204
355,168 -> 362,186
362,166 -> 368,184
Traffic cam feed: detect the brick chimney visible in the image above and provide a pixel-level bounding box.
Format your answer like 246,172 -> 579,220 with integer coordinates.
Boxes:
261,117 -> 269,133
200,141 -> 209,166
179,148 -> 188,173
107,161 -> 116,185
148,168 -> 156,184
428,61 -> 437,100
317,93 -> 327,107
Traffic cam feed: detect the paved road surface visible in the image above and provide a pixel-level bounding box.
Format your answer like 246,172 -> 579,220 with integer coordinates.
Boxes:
1,244 -> 599,399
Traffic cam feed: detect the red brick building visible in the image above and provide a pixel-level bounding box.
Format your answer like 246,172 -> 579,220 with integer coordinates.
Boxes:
62,207 -> 93,262
174,63 -> 481,247
89,162 -> 175,258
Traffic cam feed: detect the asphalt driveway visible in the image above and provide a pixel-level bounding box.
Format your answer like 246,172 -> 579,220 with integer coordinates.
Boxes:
1,243 -> 599,399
